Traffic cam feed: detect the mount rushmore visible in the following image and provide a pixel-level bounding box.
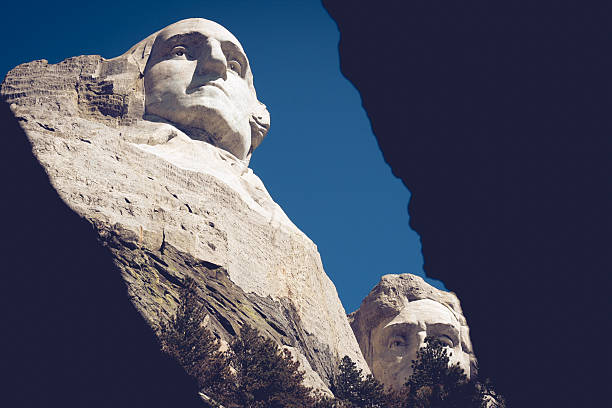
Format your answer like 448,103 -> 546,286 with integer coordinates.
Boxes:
1,17 -> 475,394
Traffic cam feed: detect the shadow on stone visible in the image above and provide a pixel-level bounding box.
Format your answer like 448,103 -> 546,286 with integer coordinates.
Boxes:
0,100 -> 203,407
323,1 -> 611,406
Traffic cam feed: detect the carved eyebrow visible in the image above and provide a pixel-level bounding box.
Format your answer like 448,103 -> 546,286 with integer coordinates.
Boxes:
154,33 -> 198,57
163,33 -> 201,46
160,32 -> 214,52
159,34 -> 248,73
427,323 -> 460,344
382,321 -> 419,337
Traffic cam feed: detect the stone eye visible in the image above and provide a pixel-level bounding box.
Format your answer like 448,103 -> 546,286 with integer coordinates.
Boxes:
389,337 -> 406,349
228,60 -> 241,74
171,46 -> 187,58
438,335 -> 454,347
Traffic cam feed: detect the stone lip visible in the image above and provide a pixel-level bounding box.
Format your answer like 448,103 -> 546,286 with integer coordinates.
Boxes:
1,53 -> 369,392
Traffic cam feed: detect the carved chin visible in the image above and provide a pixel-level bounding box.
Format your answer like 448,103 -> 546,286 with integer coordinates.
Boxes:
146,101 -> 251,159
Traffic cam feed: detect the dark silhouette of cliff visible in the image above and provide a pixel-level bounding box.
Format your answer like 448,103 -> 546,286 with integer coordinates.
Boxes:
0,99 -> 203,406
323,1 -> 611,406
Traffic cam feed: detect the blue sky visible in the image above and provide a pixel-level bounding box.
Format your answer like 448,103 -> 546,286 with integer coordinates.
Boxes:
1,0 -> 444,312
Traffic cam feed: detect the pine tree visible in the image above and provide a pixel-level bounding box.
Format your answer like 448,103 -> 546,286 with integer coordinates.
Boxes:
405,337 -> 480,408
230,323 -> 315,408
158,277 -> 234,405
332,356 -> 387,408
158,280 -> 504,408
475,378 -> 506,408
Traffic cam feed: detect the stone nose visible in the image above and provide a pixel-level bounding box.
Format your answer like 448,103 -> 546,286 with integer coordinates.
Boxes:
415,330 -> 427,349
195,38 -> 227,81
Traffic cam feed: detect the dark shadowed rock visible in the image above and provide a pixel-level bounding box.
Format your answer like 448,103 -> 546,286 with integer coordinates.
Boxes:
323,1 -> 612,406
0,99 -> 204,407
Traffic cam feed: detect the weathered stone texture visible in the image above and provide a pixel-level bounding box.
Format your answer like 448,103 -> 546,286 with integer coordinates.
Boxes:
2,44 -> 367,392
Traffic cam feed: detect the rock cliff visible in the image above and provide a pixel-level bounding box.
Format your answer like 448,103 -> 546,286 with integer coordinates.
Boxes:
1,32 -> 367,390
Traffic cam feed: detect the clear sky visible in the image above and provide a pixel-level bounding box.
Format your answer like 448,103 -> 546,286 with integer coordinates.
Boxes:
1,0 -> 445,312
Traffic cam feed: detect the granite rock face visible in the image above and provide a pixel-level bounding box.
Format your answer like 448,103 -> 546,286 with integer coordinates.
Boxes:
350,274 -> 476,390
1,19 -> 367,392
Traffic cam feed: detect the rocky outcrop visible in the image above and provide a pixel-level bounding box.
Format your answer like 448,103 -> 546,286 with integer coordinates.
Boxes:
1,45 -> 367,391
101,222 -> 333,392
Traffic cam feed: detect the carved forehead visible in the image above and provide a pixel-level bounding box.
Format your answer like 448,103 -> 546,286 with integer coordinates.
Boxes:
156,18 -> 244,51
390,298 -> 459,327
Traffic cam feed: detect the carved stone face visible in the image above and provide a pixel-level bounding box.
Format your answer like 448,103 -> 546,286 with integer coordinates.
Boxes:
144,18 -> 256,160
370,299 -> 472,389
